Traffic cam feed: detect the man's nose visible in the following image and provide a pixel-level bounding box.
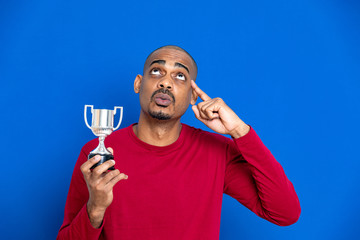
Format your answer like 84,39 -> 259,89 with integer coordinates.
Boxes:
157,77 -> 173,89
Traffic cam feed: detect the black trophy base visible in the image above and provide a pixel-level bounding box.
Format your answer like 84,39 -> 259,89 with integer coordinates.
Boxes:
89,153 -> 115,170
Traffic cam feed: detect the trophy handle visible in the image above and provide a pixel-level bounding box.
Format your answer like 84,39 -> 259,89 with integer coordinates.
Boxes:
84,105 -> 94,129
113,106 -> 123,131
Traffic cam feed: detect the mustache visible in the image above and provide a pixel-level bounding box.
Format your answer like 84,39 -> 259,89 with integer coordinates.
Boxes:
151,88 -> 175,103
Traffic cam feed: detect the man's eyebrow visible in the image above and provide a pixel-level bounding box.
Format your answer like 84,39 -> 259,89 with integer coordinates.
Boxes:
174,62 -> 189,73
150,60 -> 166,66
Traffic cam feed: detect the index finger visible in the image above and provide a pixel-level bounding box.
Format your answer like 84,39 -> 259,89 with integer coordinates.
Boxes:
191,80 -> 211,102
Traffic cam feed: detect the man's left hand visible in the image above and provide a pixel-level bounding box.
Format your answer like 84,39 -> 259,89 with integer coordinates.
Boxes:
191,80 -> 250,138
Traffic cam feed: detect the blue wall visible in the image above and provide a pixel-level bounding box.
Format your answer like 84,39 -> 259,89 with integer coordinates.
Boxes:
1,1 -> 359,239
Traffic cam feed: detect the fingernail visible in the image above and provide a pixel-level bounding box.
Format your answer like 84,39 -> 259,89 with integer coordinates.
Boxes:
111,160 -> 115,165
95,155 -> 101,160
125,175 -> 128,179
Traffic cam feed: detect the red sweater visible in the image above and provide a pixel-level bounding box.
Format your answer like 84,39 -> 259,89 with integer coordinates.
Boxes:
57,124 -> 300,240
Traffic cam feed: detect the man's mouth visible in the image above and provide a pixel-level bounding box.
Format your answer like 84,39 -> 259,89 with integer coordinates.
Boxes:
154,93 -> 172,107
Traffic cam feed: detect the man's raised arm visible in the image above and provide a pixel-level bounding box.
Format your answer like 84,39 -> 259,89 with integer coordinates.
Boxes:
191,80 -> 301,225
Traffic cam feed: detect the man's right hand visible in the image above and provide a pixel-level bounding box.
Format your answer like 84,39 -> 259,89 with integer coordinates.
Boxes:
80,147 -> 128,228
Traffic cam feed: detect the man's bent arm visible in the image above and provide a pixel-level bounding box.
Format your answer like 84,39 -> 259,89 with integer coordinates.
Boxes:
224,127 -> 301,226
57,149 -> 104,240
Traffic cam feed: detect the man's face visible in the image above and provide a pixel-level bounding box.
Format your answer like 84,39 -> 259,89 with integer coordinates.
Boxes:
134,48 -> 197,121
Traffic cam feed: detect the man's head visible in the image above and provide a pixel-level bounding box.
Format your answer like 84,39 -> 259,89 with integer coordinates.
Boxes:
134,45 -> 198,121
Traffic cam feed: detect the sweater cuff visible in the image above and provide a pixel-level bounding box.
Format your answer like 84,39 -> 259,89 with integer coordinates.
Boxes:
232,125 -> 257,147
74,204 -> 104,239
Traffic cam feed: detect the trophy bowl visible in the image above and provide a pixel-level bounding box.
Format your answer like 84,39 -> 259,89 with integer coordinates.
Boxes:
84,105 -> 123,170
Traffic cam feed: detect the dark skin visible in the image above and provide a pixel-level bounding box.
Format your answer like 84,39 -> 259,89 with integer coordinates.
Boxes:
133,48 -> 198,146
81,47 -> 250,228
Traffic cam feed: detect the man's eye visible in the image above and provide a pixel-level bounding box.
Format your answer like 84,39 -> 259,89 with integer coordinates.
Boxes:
151,69 -> 161,75
176,73 -> 186,81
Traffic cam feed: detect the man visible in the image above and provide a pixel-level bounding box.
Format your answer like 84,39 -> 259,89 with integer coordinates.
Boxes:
57,45 -> 301,240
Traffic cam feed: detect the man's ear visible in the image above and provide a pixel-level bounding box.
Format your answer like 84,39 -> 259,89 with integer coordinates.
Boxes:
134,74 -> 142,93
190,86 -> 198,105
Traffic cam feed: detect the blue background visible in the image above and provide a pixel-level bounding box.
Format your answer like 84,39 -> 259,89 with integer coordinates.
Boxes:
1,0 -> 359,239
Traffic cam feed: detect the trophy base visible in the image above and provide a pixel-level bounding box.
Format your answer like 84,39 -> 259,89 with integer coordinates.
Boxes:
89,153 -> 115,170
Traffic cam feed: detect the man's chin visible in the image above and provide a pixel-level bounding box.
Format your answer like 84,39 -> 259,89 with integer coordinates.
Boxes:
149,110 -> 172,120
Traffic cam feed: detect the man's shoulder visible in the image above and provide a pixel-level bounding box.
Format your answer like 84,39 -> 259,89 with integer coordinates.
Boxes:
182,123 -> 232,145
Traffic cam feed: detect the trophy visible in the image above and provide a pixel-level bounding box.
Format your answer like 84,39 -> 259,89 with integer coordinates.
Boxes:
84,105 -> 123,170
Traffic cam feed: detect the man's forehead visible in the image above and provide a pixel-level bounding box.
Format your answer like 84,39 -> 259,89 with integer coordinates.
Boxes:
143,47 -> 198,79
149,59 -> 190,73
145,48 -> 193,67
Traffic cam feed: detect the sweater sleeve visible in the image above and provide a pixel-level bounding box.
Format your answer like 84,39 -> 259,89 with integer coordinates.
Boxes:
57,149 -> 104,240
223,126 -> 301,226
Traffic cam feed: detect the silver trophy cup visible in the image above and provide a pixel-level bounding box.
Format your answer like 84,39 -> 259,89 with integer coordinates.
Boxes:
84,105 -> 123,170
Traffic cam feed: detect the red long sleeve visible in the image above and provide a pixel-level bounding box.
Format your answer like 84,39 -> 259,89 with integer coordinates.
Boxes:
57,124 -> 300,239
224,126 -> 301,226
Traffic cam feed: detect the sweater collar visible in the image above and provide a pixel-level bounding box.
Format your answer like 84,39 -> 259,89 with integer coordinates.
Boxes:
127,123 -> 187,153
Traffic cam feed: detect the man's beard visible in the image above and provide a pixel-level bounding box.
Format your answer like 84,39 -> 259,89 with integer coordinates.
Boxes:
148,110 -> 172,120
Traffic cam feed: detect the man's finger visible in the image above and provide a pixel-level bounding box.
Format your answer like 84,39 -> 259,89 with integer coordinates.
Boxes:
192,105 -> 201,119
192,105 -> 208,123
104,173 -> 128,192
81,155 -> 101,175
205,107 -> 220,119
107,147 -> 114,154
202,101 -> 221,119
197,104 -> 209,120
99,169 -> 124,187
92,160 -> 116,178
191,80 -> 211,102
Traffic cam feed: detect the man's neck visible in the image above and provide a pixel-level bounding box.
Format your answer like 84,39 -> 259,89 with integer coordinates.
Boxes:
133,112 -> 182,147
